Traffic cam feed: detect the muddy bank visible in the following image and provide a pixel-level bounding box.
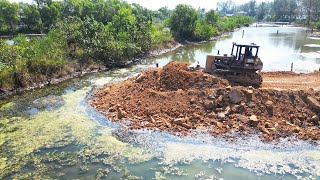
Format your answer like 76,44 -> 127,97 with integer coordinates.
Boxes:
89,62 -> 320,142
0,64 -> 106,100
148,40 -> 182,57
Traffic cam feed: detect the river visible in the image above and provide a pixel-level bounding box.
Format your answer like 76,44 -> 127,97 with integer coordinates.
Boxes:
0,27 -> 320,179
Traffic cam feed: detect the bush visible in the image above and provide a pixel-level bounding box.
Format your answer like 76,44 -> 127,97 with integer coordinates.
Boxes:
0,31 -> 68,88
317,22 -> 320,30
217,17 -> 235,31
26,30 -> 68,83
0,40 -> 20,88
151,25 -> 172,48
216,15 -> 253,32
194,18 -> 217,41
0,67 -> 15,89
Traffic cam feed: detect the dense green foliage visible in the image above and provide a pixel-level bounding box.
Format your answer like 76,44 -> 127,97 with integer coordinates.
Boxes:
0,0 -> 174,90
168,5 -> 252,41
0,31 -> 68,89
0,0 -> 253,91
0,0 -> 19,32
194,18 -> 217,41
168,4 -> 198,41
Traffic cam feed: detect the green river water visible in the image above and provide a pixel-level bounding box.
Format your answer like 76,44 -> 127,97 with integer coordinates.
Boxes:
0,26 -> 320,179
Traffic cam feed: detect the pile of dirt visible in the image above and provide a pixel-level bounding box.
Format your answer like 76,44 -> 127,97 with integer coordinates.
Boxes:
89,62 -> 320,142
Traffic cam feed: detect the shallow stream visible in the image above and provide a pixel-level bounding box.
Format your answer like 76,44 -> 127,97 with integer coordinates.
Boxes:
0,27 -> 320,179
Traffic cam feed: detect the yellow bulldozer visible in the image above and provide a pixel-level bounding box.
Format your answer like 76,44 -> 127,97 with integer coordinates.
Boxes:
202,42 -> 263,86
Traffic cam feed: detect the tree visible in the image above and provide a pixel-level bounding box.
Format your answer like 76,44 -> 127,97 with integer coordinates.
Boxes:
20,3 -> 41,32
299,0 -> 320,25
205,9 -> 219,26
62,0 -> 85,18
272,0 -> 297,22
157,6 -> 171,20
0,0 -> 20,32
40,1 -> 62,31
194,18 -> 216,41
198,8 -> 206,18
53,16 -> 87,72
256,2 -> 267,21
169,4 -> 198,41
248,0 -> 256,17
287,0 -> 298,22
111,7 -> 137,41
216,0 -> 235,15
103,0 -> 129,23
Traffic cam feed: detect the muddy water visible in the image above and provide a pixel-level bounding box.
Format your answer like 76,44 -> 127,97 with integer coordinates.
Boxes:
1,27 -> 320,179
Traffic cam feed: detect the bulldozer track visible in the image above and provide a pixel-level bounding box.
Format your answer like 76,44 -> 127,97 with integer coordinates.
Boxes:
214,70 -> 263,87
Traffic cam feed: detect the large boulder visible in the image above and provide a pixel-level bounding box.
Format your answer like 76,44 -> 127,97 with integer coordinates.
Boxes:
228,89 -> 243,104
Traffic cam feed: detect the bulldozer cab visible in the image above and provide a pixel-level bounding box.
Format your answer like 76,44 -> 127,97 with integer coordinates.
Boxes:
204,42 -> 263,86
204,42 -> 263,73
231,43 -> 259,66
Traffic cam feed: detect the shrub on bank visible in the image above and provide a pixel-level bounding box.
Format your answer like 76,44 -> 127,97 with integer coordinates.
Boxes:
0,31 -> 68,89
151,25 -> 173,49
194,18 -> 217,41
311,21 -> 320,30
317,22 -> 320,30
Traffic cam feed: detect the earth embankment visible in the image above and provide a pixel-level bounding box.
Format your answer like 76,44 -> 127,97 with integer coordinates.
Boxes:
89,62 -> 320,142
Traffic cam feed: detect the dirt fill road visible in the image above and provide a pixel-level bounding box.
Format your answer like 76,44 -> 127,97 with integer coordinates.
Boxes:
261,71 -> 320,90
89,62 -> 320,142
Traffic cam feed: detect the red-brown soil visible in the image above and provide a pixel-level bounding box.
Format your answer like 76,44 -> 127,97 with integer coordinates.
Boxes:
89,62 -> 320,142
261,71 -> 320,90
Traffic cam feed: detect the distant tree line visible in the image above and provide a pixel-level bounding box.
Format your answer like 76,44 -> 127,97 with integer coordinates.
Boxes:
216,0 -> 320,28
0,0 -> 252,92
168,4 -> 253,41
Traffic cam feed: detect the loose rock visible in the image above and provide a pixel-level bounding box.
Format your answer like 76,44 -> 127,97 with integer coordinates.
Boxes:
235,114 -> 249,123
228,89 -> 243,104
173,118 -> 184,125
306,96 -> 320,112
89,62 -> 320,142
204,100 -> 216,110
